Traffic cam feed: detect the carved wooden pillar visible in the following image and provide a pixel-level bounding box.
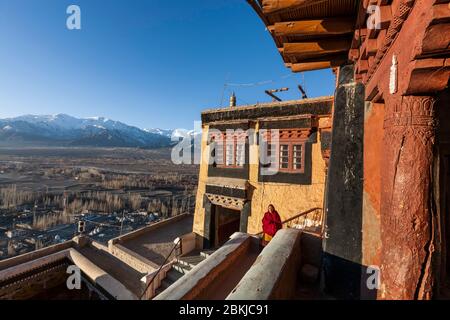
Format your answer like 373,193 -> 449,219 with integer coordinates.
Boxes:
380,95 -> 437,300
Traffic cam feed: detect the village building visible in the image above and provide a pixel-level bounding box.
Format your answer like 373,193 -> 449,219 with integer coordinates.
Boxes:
192,97 -> 333,248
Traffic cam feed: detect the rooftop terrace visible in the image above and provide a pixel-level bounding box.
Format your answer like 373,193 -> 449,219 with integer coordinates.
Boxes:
117,214 -> 193,266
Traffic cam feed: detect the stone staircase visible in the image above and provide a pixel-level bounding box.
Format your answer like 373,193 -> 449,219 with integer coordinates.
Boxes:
154,250 -> 215,296
295,232 -> 324,299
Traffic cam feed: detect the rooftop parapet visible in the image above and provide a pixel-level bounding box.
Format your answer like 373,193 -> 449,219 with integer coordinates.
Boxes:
201,96 -> 333,124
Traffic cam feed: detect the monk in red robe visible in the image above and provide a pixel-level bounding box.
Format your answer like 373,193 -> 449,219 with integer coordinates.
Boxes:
262,204 -> 282,247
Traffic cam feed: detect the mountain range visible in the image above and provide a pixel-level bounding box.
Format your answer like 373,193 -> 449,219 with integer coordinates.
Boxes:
0,114 -> 193,149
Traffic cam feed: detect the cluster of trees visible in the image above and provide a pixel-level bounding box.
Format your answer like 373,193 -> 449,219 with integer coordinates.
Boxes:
43,167 -> 103,181
42,194 -> 64,207
0,185 -> 34,209
65,191 -> 125,214
169,195 -> 193,217
100,173 -> 197,190
27,194 -> 189,231
101,175 -> 156,190
0,184 -> 196,217
33,210 -> 73,230
64,192 -> 194,217
145,195 -> 193,218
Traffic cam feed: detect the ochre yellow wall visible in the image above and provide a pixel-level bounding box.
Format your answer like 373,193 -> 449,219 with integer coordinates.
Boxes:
193,124 -> 255,238
246,132 -> 326,234
193,125 -> 210,238
193,124 -> 327,238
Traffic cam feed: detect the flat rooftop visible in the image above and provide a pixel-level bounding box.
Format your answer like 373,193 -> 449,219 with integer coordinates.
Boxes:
120,214 -> 194,266
77,245 -> 145,297
0,214 -> 196,300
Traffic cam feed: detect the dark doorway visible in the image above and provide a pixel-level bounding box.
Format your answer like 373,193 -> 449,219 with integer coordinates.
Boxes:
439,150 -> 450,299
437,86 -> 450,297
443,155 -> 450,280
207,204 -> 216,250
215,206 -> 241,247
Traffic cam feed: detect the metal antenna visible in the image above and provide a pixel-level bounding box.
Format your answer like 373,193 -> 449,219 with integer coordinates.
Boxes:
298,85 -> 308,99
265,87 -> 289,102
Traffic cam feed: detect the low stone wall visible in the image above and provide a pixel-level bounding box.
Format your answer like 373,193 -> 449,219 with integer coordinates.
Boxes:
109,244 -> 158,274
0,248 -> 137,300
89,240 -> 109,252
68,249 -> 137,300
226,229 -> 302,300
0,240 -> 74,272
179,232 -> 198,256
109,214 -> 189,246
155,232 -> 251,300
107,214 -> 191,273
0,250 -> 69,282
0,261 -> 69,300
141,262 -> 174,300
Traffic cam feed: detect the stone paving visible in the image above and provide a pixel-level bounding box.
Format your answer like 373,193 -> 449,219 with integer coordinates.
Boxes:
121,215 -> 194,266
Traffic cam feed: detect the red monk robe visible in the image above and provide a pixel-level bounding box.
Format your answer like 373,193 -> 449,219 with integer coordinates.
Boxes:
262,205 -> 282,246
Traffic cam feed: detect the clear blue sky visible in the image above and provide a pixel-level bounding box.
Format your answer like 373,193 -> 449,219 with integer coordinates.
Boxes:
0,0 -> 336,130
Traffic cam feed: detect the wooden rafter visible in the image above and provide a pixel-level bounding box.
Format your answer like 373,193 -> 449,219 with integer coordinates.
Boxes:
262,0 -> 331,15
286,53 -> 348,72
282,39 -> 352,60
247,0 -> 359,72
270,18 -> 355,37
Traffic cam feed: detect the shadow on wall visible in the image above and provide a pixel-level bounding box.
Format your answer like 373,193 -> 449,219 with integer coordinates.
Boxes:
322,253 -> 378,300
322,64 -> 367,300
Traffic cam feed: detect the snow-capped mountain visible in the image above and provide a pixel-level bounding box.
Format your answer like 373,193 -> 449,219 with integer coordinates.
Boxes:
0,114 -> 172,148
144,128 -> 173,138
145,128 -> 201,140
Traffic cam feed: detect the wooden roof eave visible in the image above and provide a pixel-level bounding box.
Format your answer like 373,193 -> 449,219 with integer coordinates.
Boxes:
261,0 -> 334,16
248,0 -> 360,72
246,0 -> 283,49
